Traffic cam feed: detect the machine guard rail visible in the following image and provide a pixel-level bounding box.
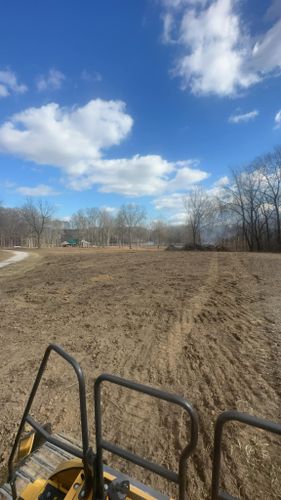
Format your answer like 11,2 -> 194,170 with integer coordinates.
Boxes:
94,373 -> 199,500
8,344 -> 91,499
211,410 -> 281,500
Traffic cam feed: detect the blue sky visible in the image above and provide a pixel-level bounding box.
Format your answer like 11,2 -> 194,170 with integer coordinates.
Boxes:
0,0 -> 281,223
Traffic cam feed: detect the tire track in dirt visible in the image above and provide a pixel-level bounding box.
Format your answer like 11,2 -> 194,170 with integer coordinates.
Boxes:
111,251 -> 280,499
0,250 -> 280,499
178,252 -> 281,500
99,308 -> 179,494
99,253 -> 220,497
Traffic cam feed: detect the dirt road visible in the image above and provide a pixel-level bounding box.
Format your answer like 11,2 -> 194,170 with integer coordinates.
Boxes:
0,250 -> 29,268
0,249 -> 280,498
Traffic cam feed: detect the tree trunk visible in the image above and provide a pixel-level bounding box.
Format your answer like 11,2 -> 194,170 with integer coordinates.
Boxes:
37,233 -> 41,248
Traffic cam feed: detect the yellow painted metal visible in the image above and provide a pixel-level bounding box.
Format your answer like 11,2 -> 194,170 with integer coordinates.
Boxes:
18,478 -> 46,499
50,458 -> 84,491
17,433 -> 35,462
103,471 -> 162,500
18,459 -> 170,500
64,470 -> 90,500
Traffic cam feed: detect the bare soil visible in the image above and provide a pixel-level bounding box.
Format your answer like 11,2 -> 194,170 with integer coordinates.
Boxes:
0,250 -> 10,262
0,249 -> 280,499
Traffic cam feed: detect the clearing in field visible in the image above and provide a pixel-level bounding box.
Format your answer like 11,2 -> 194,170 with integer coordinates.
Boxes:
0,249 -> 280,499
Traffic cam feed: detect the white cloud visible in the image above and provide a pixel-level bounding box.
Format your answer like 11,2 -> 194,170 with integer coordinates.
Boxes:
0,100 -> 133,168
206,175 -> 230,197
101,205 -> 117,213
67,155 -> 171,195
275,109 -> 281,129
228,109 -> 259,124
0,99 -> 208,197
60,215 -> 71,222
0,84 -> 9,97
153,176 -> 229,223
165,160 -> 209,191
167,211 -> 187,225
162,12 -> 176,43
81,69 -> 102,82
162,0 -> 207,9
0,70 -> 27,98
161,0 -> 281,96
37,68 -> 65,91
153,192 -> 185,210
252,18 -> 281,74
66,155 -> 208,197
215,175 -> 229,186
62,216 -> 71,223
16,184 -> 59,196
153,193 -> 189,225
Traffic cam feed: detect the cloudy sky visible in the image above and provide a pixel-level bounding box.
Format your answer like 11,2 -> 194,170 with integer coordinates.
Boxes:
0,0 -> 281,222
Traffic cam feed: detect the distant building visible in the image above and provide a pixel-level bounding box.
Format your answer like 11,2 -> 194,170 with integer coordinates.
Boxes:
61,239 -> 79,247
80,239 -> 91,248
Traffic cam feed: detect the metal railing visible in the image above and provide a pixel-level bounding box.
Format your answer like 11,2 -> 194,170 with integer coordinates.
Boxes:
7,344 -> 281,500
211,410 -> 281,500
94,373 -> 199,500
8,344 -> 92,499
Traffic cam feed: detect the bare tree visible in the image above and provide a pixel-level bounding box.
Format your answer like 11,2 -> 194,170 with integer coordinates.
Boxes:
98,209 -> 114,246
115,210 -> 126,247
86,207 -> 100,244
183,187 -> 215,246
151,220 -> 168,248
44,219 -> 65,247
117,204 -> 146,248
224,166 -> 270,251
21,198 -> 54,248
71,209 -> 89,241
256,148 -> 281,248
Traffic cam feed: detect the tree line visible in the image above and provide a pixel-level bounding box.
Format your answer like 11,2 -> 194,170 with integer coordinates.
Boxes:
0,200 -> 186,249
184,146 -> 281,252
1,145 -> 281,252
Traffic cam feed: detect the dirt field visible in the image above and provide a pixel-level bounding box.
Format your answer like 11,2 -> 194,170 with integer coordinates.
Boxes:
0,249 -> 280,499
0,250 -> 10,262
